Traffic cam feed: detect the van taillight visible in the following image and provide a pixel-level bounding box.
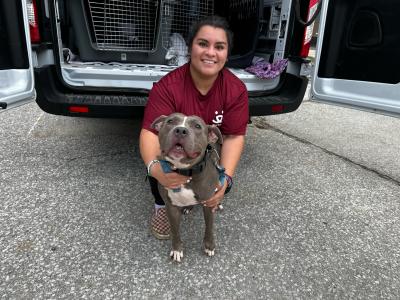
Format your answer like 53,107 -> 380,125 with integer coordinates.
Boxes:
272,105 -> 284,113
299,0 -> 319,57
69,106 -> 89,113
27,0 -> 40,43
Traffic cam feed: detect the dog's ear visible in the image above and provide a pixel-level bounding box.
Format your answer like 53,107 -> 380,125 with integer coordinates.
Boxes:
150,115 -> 168,132
208,125 -> 223,144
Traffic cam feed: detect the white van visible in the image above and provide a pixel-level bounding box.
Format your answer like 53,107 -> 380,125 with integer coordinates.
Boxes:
312,0 -> 400,117
0,0 -> 328,118
6,0 -> 400,118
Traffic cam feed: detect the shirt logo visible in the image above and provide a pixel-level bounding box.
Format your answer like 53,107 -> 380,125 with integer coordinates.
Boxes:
212,110 -> 224,126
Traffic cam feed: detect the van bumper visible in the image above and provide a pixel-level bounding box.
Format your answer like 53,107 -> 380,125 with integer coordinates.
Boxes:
35,65 -> 308,118
248,73 -> 308,116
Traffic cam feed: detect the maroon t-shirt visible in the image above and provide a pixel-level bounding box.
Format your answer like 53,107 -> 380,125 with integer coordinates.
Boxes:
142,63 -> 249,135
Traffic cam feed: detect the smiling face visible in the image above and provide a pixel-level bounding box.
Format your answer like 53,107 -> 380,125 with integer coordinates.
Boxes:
189,25 -> 229,81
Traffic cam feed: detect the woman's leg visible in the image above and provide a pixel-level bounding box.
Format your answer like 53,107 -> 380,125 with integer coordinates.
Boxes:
148,176 -> 169,239
148,176 -> 165,205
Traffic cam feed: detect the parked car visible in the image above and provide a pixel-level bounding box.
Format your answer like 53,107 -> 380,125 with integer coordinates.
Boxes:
1,0 -> 320,118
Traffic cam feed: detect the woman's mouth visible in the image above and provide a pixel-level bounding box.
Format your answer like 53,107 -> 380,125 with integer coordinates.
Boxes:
202,59 -> 216,65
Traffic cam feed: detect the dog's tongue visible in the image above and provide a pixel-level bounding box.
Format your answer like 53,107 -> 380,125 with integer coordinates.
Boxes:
168,144 -> 200,159
168,144 -> 187,159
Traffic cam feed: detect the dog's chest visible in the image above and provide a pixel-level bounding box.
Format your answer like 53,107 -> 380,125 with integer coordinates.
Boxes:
168,187 -> 198,207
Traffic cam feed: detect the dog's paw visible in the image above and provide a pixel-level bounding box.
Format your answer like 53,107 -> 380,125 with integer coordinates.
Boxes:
170,250 -> 184,262
204,248 -> 215,257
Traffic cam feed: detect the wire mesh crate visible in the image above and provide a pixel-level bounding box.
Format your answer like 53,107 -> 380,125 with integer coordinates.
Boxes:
160,0 -> 214,52
229,0 -> 260,20
87,0 -> 160,52
86,0 -> 213,54
225,0 -> 262,68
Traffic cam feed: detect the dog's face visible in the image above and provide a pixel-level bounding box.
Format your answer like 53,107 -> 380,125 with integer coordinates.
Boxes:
151,113 -> 222,169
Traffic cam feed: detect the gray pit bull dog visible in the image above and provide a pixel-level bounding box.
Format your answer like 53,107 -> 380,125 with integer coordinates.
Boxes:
151,113 -> 224,262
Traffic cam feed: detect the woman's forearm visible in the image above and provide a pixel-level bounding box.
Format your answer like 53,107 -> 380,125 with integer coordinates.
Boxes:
139,128 -> 190,188
220,135 -> 245,177
201,134 -> 245,210
139,129 -> 161,165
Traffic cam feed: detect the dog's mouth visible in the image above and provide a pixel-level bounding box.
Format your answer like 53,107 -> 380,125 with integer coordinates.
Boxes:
167,143 -> 200,160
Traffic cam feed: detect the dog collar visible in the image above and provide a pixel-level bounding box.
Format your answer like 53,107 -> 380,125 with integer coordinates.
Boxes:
176,159 -> 206,176
158,155 -> 208,194
158,145 -> 229,195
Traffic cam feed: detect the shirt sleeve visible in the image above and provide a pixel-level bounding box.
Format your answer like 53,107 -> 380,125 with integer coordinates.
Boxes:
141,81 -> 176,134
220,87 -> 249,136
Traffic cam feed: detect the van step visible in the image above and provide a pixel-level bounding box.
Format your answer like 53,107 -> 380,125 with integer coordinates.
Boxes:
64,94 -> 148,106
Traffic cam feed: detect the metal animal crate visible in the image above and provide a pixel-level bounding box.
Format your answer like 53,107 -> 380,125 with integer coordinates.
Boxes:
229,0 -> 260,20
161,0 -> 214,51
225,0 -> 262,68
87,0 -> 160,52
86,0 -> 213,53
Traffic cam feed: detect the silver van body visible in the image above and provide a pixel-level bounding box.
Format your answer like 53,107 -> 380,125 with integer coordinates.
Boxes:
312,0 -> 400,117
1,0 -> 314,117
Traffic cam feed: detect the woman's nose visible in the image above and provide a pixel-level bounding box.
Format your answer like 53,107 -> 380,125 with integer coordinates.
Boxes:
205,46 -> 216,56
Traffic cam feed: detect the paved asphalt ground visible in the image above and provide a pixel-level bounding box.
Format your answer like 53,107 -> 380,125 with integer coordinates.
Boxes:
1,90 -> 400,298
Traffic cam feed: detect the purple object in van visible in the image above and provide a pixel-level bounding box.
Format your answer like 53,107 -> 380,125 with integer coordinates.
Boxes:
245,58 -> 288,79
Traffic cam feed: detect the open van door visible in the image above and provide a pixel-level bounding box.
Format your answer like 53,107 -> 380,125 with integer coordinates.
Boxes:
311,0 -> 400,117
0,0 -> 35,112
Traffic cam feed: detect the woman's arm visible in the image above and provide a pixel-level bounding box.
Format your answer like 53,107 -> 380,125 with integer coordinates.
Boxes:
139,128 -> 189,189
202,134 -> 245,212
220,134 -> 245,177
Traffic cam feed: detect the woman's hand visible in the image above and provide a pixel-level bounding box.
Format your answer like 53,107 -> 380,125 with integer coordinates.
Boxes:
141,129 -> 190,189
200,135 -> 244,213
151,163 -> 190,189
202,180 -> 228,213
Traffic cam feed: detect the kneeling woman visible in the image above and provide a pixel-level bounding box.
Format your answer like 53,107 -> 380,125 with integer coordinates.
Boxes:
140,15 -> 249,239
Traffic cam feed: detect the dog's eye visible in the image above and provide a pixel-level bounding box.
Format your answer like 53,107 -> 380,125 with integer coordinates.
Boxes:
195,124 -> 202,129
167,119 -> 173,124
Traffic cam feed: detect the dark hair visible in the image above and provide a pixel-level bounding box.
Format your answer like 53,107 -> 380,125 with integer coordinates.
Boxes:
187,15 -> 233,56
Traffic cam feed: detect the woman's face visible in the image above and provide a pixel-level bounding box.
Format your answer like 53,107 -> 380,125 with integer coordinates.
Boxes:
189,25 -> 229,80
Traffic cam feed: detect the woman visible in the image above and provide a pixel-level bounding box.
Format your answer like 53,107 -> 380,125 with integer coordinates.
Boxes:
139,16 -> 249,239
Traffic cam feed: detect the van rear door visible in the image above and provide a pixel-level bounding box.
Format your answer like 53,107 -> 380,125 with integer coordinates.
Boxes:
0,0 -> 35,112
312,0 -> 400,117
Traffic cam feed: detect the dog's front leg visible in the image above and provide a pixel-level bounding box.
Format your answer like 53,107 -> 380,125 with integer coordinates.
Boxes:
165,203 -> 183,262
203,206 -> 215,256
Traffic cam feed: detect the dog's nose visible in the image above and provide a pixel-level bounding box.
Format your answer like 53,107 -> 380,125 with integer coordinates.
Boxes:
174,126 -> 188,137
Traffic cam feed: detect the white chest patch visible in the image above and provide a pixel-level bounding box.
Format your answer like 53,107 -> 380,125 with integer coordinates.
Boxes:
168,187 -> 198,207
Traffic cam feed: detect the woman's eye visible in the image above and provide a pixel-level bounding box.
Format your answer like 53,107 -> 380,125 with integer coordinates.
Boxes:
198,41 -> 207,47
216,45 -> 225,51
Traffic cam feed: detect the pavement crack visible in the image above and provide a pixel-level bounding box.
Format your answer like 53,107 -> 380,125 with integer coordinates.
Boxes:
252,118 -> 400,187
